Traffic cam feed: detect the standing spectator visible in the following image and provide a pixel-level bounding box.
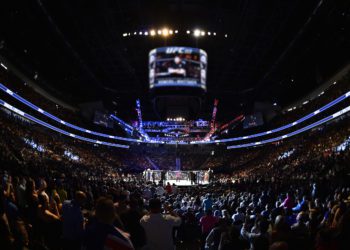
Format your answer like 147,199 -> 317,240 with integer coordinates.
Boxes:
165,182 -> 172,194
37,193 -> 61,250
241,218 -> 270,250
61,191 -> 86,250
203,194 -> 213,211
199,209 -> 219,248
120,198 -> 146,249
84,197 -> 134,250
232,207 -> 245,225
280,192 -> 294,210
156,184 -> 165,196
172,183 -> 178,194
205,219 -> 229,250
140,198 -> 181,250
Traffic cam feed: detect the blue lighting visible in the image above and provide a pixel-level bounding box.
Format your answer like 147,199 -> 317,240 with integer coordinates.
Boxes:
0,99 -> 129,149
227,106 -> 350,149
0,83 -> 139,143
195,91 -> 350,144
1,82 -> 349,145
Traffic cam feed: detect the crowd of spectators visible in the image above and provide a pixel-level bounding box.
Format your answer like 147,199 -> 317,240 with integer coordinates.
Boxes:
1,69 -> 350,249
1,98 -> 350,250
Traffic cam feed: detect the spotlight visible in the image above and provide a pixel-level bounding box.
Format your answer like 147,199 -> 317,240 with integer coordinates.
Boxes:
122,33 -> 127,37
186,30 -> 191,34
175,30 -> 178,34
207,32 -> 211,36
162,28 -> 169,36
169,30 -> 173,35
157,30 -> 162,35
139,31 -> 143,35
224,34 -> 228,38
213,32 -> 216,36
134,32 -> 137,35
150,30 -> 156,36
194,29 -> 201,37
201,31 -> 205,36
144,31 -> 149,36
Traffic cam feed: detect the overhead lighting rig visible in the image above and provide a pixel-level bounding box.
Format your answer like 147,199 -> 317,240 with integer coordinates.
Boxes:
122,28 -> 227,38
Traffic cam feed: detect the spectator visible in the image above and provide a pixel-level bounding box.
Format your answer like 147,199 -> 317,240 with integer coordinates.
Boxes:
203,194 -> 213,211
199,209 -> 219,247
140,198 -> 181,250
61,191 -> 87,249
241,218 -> 270,250
84,197 -> 134,250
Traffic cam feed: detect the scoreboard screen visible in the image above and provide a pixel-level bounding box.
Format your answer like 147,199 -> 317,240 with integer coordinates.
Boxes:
149,47 -> 207,90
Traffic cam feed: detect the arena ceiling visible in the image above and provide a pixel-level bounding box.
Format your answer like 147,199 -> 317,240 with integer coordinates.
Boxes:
0,0 -> 349,121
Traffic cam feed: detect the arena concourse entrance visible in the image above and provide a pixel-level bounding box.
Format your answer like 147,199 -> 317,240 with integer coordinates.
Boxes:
143,170 -> 211,186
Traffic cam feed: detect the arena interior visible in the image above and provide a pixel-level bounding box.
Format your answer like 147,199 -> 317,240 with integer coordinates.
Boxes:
0,1 -> 350,250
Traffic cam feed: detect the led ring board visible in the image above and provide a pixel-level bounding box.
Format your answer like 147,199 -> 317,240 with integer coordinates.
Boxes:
149,47 -> 207,90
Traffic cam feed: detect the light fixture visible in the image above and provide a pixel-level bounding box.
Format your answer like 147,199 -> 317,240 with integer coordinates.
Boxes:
122,29 -> 227,39
0,63 -> 8,70
194,29 -> 201,37
162,28 -> 169,36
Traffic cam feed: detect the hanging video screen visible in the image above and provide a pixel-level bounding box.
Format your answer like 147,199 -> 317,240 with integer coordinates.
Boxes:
149,47 -> 207,90
243,113 -> 264,129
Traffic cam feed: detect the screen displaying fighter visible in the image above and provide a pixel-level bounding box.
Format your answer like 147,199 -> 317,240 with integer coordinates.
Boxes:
149,47 -> 207,89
